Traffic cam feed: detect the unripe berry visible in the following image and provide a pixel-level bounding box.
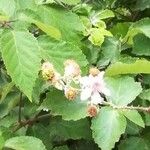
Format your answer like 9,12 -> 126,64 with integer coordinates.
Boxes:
65,87 -> 77,100
41,62 -> 55,81
87,104 -> 99,117
89,67 -> 100,76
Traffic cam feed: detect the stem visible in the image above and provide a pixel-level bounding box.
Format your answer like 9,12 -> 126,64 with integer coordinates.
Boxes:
18,92 -> 22,123
102,101 -> 150,113
13,114 -> 51,132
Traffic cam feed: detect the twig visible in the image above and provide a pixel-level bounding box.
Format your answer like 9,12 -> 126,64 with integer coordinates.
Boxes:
18,92 -> 22,123
13,113 -> 51,132
102,101 -> 150,113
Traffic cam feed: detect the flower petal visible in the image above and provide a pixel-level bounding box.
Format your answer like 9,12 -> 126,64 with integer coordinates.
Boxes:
80,88 -> 92,101
91,92 -> 104,104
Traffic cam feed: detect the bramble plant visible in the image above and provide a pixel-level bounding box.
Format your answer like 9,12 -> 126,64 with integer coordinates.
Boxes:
0,0 -> 150,150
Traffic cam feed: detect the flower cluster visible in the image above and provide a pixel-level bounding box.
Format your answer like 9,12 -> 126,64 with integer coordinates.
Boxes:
41,60 -> 110,117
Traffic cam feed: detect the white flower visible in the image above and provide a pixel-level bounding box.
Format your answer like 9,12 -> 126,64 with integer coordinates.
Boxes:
80,71 -> 110,104
64,59 -> 81,78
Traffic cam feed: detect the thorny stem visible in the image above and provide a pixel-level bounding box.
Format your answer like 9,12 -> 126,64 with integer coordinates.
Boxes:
102,101 -> 150,113
13,113 -> 51,132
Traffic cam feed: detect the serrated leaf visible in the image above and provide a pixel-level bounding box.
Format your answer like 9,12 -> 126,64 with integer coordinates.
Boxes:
122,110 -> 144,127
105,59 -> 150,76
38,35 -> 88,73
40,89 -> 88,121
132,34 -> 150,56
4,136 -> 47,150
91,107 -> 126,150
139,89 -> 150,101
1,30 -> 41,101
106,76 -> 142,106
37,6 -> 84,44
118,137 -> 150,150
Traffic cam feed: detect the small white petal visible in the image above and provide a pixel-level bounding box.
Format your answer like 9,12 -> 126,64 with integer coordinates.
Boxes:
91,92 -> 104,104
80,88 -> 92,101
80,76 -> 90,87
101,87 -> 111,96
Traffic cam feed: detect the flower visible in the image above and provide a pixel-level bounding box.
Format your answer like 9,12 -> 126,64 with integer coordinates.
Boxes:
80,70 -> 110,104
64,59 -> 81,78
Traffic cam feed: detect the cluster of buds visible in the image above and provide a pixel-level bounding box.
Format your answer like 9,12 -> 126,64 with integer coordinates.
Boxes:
41,60 -> 110,117
41,60 -> 80,101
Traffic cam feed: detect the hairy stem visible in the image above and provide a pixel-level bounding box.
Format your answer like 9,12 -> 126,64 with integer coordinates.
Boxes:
102,101 -> 150,113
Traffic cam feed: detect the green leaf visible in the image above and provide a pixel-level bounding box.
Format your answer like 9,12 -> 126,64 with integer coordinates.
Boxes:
38,35 -> 88,73
0,0 -> 16,17
106,76 -> 142,106
49,117 -> 91,140
4,136 -> 47,150
118,137 -> 150,150
37,6 -> 84,44
91,107 -> 126,150
18,11 -> 61,40
27,124 -> 53,150
1,30 -> 41,101
125,120 -> 142,135
134,0 -> 150,11
0,82 -> 14,102
139,89 -> 150,101
60,0 -> 81,5
15,0 -> 37,10
96,9 -> 115,20
97,37 -> 120,68
122,110 -> 144,127
105,59 -> 150,76
125,18 -> 150,44
40,89 -> 88,121
132,34 -> 150,56
53,145 -> 69,150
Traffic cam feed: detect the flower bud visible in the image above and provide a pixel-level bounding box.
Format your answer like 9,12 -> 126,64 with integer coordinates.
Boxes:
64,59 -> 81,78
41,62 -> 55,80
89,67 -> 100,76
87,104 -> 99,117
65,87 -> 77,100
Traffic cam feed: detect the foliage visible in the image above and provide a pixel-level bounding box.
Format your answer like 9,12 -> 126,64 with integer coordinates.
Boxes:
0,0 -> 150,150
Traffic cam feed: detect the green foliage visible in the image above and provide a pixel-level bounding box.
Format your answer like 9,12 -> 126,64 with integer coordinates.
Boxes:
1,30 -> 41,101
0,0 -> 149,149
40,89 -> 88,120
106,76 -> 142,106
91,107 -> 127,150
4,136 -> 47,150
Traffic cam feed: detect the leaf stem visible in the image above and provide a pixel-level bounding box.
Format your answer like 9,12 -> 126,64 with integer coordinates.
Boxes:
102,101 -> 150,113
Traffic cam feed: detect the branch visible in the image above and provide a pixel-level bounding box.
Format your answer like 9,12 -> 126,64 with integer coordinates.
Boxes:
13,113 -> 51,132
102,101 -> 150,113
18,92 -> 22,123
